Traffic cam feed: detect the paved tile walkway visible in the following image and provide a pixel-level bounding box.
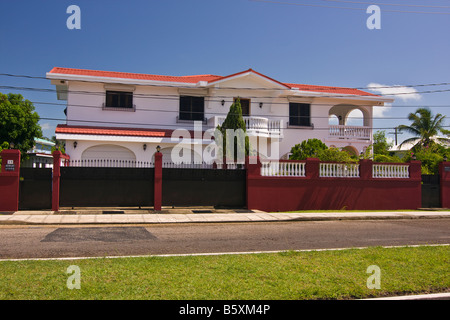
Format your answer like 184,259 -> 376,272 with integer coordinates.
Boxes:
1,209 -> 449,225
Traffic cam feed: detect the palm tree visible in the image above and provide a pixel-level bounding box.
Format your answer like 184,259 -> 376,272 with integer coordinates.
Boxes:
398,108 -> 448,149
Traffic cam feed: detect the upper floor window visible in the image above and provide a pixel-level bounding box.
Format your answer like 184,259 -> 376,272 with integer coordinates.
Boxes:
105,91 -> 133,109
289,103 -> 311,127
179,96 -> 204,121
234,98 -> 250,116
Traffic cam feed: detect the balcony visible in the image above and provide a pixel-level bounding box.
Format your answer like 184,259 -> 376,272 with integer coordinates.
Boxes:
328,125 -> 371,140
209,116 -> 283,138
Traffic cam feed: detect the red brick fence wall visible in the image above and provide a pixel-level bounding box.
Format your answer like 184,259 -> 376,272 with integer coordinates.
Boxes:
246,157 -> 425,212
1,149 -> 450,212
0,150 -> 21,212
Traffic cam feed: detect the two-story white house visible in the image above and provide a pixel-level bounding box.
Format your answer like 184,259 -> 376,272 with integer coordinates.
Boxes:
47,67 -> 393,165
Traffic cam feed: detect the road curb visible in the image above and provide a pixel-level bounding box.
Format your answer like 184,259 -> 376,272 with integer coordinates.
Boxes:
0,211 -> 450,225
362,292 -> 450,300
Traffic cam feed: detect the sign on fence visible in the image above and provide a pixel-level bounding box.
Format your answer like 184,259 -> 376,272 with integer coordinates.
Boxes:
5,160 -> 15,171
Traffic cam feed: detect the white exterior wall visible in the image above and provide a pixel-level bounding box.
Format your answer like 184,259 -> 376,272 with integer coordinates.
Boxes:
67,81 -> 180,130
58,75 -> 386,163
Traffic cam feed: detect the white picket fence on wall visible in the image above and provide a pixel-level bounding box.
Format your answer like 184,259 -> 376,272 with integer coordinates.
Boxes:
162,161 -> 215,169
260,160 -> 410,179
261,161 -> 306,177
372,164 -> 409,178
67,159 -> 154,168
319,163 -> 360,178
66,159 -> 243,169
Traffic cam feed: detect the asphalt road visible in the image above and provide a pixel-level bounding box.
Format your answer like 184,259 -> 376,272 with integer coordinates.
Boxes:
0,219 -> 449,259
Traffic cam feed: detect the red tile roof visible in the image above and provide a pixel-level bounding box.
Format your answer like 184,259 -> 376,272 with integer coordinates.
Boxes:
49,67 -> 222,84
48,67 -> 377,96
285,83 -> 377,97
55,124 -> 210,138
55,124 -> 172,137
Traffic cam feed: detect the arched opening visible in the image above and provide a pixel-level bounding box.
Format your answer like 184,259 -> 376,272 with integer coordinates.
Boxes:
329,104 -> 370,127
328,114 -> 339,126
81,144 -> 136,161
329,105 -> 371,140
342,146 -> 359,157
154,146 -> 202,164
346,109 -> 364,127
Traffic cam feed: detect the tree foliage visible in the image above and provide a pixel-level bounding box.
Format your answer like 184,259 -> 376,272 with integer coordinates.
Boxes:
396,108 -> 449,173
50,135 -> 66,154
289,139 -> 327,160
289,138 -> 356,162
215,98 -> 250,162
373,131 -> 392,156
317,147 -> 357,163
398,107 -> 448,149
372,130 -> 401,163
0,92 -> 42,155
403,143 -> 449,174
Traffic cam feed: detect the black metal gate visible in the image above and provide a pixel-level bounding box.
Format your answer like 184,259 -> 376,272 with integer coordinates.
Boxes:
162,168 -> 246,208
60,167 -> 154,207
19,168 -> 52,210
421,174 -> 440,208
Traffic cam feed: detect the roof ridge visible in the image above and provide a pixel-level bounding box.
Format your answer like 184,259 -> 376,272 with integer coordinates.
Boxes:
49,67 -> 377,96
50,67 -> 220,79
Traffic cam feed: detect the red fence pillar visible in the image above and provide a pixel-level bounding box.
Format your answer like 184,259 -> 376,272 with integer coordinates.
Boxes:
305,158 -> 320,179
154,151 -> 162,211
359,159 -> 373,180
52,150 -> 62,212
408,160 -> 422,181
246,156 -> 261,210
0,149 -> 21,212
439,161 -> 450,208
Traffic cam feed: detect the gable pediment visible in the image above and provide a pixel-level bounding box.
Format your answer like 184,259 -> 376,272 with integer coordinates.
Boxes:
206,69 -> 290,90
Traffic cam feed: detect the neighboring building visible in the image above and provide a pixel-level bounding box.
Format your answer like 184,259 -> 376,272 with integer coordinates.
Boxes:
390,136 -> 450,159
47,67 -> 393,165
22,138 -> 55,168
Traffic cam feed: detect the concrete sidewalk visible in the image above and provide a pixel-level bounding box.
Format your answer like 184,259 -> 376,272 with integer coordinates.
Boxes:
1,208 -> 450,225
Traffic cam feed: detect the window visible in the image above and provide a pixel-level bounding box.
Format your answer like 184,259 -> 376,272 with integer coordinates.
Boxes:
179,96 -> 205,121
234,98 -> 250,116
289,103 -> 311,126
105,91 -> 133,109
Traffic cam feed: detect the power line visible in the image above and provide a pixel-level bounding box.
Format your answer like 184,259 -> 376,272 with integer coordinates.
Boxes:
322,0 -> 450,9
2,84 -> 450,101
250,0 -> 450,14
38,115 -> 450,131
27,100 -> 449,120
2,72 -> 450,93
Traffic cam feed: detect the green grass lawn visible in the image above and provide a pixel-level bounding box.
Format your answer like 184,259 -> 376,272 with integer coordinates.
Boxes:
0,246 -> 448,300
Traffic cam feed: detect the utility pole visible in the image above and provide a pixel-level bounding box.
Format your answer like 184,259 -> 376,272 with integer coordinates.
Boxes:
388,127 -> 403,145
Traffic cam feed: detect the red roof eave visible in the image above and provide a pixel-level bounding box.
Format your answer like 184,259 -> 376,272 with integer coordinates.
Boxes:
48,67 -> 222,84
285,83 -> 378,97
48,67 -> 379,97
55,124 -> 210,139
55,124 -> 171,138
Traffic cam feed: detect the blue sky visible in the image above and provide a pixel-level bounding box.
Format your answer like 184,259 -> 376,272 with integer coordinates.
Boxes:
0,0 -> 449,144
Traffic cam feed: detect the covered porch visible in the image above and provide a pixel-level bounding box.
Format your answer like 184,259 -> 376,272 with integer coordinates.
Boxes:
328,104 -> 372,141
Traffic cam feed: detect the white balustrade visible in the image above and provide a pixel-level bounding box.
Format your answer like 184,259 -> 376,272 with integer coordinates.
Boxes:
372,164 -> 409,178
329,125 -> 371,140
320,163 -> 360,178
261,161 -> 306,177
212,116 -> 283,137
68,159 -> 154,168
